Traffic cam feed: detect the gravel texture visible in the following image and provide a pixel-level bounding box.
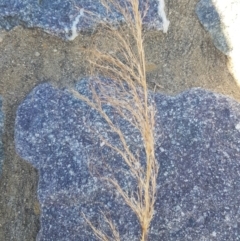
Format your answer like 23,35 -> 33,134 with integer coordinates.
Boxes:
15,78 -> 240,240
0,96 -> 3,175
1,0 -> 240,240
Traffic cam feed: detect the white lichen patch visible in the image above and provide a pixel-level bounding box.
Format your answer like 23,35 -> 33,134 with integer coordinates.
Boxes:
211,231 -> 217,237
65,8 -> 84,41
235,122 -> 240,131
158,0 -> 170,33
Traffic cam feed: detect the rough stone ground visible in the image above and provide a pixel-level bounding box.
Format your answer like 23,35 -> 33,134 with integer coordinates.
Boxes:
0,96 -> 3,174
14,80 -> 240,240
0,0 -> 240,240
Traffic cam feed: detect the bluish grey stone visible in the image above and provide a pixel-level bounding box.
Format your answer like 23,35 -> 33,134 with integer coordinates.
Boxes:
0,96 -> 3,175
196,0 -> 231,54
15,79 -> 240,240
0,0 -> 168,40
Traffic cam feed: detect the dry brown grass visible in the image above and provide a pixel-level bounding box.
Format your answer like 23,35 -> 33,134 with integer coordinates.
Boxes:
72,0 -> 159,240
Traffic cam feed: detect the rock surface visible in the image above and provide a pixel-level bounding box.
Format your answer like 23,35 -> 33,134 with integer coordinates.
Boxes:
2,1 -> 240,240
15,79 -> 240,240
196,0 -> 240,83
196,0 -> 230,55
0,0 -> 169,40
0,96 -> 3,175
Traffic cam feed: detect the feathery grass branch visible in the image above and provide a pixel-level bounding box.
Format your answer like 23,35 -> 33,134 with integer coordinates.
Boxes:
73,0 -> 160,240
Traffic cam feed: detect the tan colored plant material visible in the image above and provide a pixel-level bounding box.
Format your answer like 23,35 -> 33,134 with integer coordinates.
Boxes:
72,0 -> 159,240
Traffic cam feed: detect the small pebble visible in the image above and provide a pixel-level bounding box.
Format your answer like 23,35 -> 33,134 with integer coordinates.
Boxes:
53,49 -> 58,52
0,37 -> 3,43
35,52 -> 40,57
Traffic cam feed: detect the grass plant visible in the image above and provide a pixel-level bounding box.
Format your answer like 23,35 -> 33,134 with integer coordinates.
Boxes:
72,0 -> 159,240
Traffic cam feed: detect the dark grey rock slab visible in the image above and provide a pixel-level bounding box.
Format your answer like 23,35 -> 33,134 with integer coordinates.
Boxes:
196,0 -> 230,55
15,79 -> 240,240
0,0 -> 169,40
0,96 -> 3,175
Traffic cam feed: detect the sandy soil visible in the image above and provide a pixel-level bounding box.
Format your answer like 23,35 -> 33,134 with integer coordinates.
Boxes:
0,0 -> 239,240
